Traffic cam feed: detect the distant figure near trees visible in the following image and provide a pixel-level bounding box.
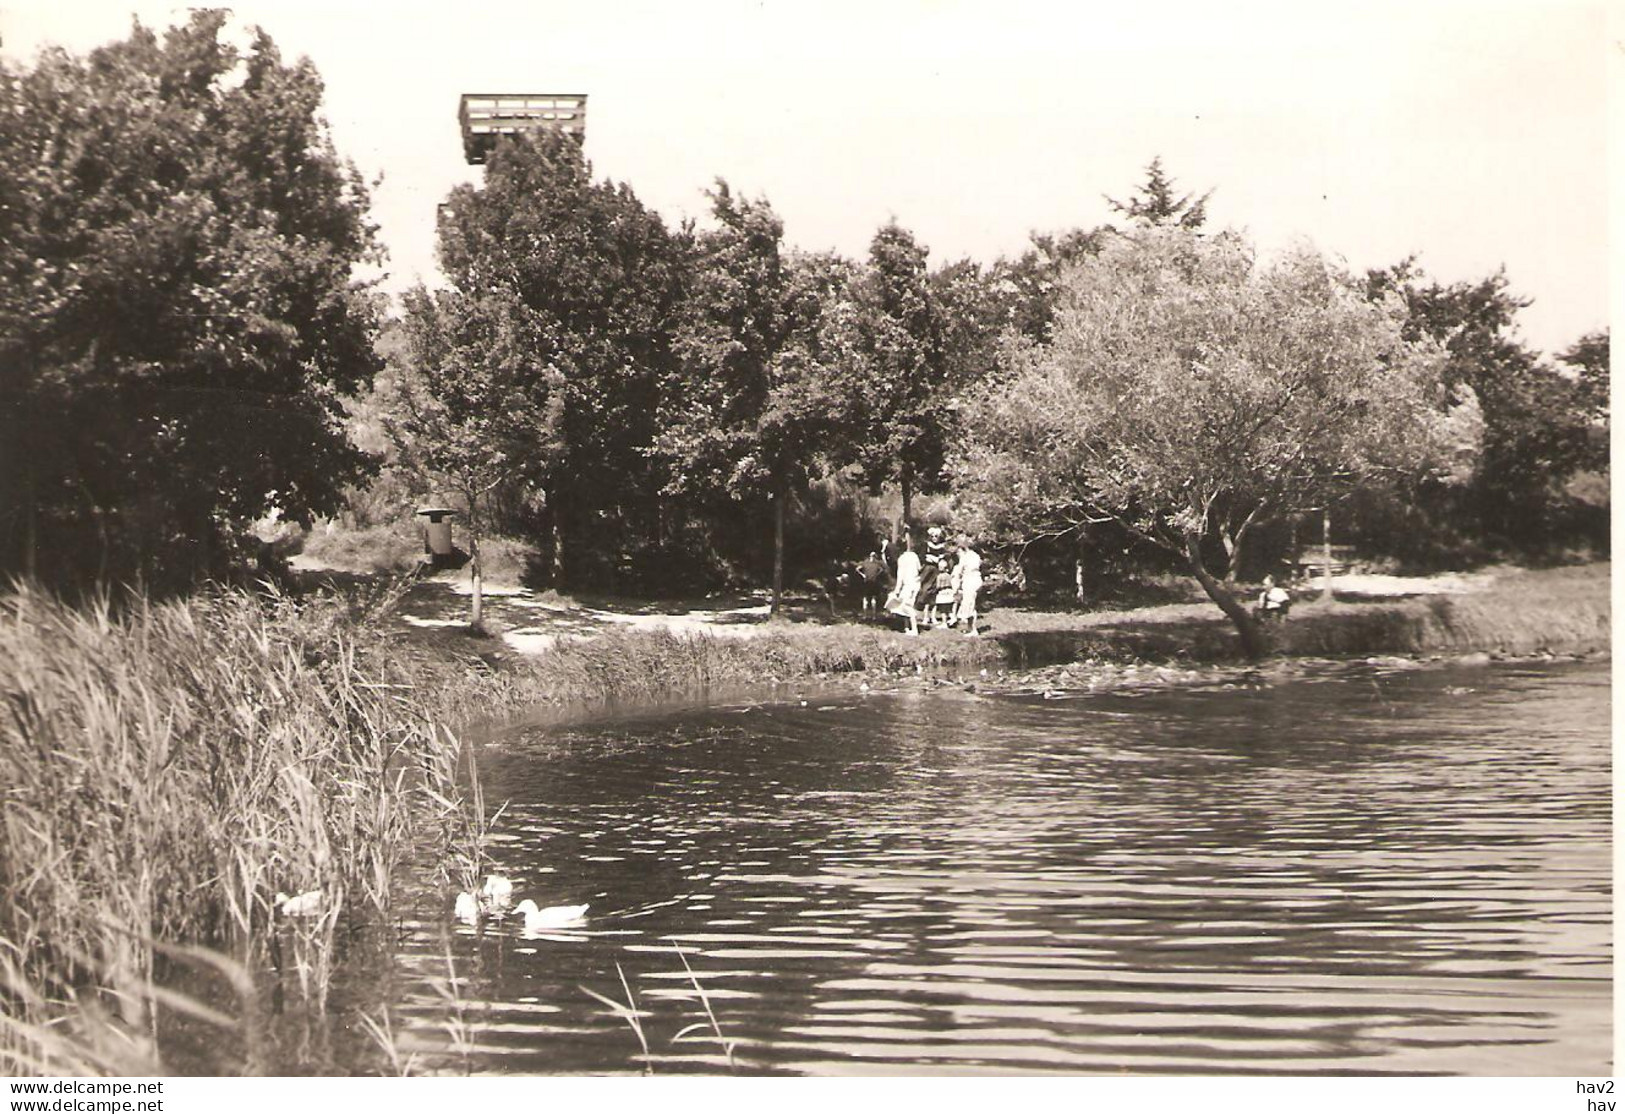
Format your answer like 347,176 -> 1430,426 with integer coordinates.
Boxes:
1256,575 -> 1292,622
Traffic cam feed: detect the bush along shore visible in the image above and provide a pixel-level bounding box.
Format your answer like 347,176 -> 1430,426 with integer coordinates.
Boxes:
0,562 -> 1606,1073
0,581 -> 490,1075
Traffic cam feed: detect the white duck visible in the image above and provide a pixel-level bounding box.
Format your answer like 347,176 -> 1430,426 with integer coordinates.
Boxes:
454,874 -> 518,923
481,873 -> 514,909
513,899 -> 590,930
275,889 -> 324,918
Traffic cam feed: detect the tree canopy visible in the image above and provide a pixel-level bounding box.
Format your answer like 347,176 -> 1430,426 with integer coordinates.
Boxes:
1366,263 -> 1606,551
655,183 -> 851,609
1105,156 -> 1212,230
951,228 -> 1461,656
837,221 -> 951,524
428,128 -> 688,585
0,10 -> 381,589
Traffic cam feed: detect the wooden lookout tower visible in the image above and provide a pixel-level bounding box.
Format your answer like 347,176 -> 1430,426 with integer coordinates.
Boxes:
458,93 -> 588,164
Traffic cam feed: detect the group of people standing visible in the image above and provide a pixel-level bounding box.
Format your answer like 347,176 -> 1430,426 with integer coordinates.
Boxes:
854,525 -> 983,636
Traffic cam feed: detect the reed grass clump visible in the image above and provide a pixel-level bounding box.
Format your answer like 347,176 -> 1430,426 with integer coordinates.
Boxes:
0,581 -> 482,1074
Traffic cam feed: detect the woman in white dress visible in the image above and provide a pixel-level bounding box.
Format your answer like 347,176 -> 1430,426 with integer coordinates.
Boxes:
887,532 -> 922,636
952,537 -> 983,635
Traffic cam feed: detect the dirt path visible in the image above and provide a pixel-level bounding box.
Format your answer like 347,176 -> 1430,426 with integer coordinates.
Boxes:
406,578 -> 783,653
289,556 -> 853,655
291,556 -> 1503,658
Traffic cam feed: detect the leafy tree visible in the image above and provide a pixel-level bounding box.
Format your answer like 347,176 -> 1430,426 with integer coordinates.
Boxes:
655,183 -> 850,612
1105,156 -> 1212,230
0,11 -> 381,590
986,155 -> 1212,353
1558,329 -> 1609,470
839,221 -> 950,528
988,228 -> 1112,344
929,256 -> 1007,391
951,229 -> 1461,658
433,128 -> 687,587
1367,263 -> 1602,550
387,286 -> 563,627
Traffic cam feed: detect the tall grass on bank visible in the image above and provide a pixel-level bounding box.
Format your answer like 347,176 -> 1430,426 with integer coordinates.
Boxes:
0,582 -> 481,1074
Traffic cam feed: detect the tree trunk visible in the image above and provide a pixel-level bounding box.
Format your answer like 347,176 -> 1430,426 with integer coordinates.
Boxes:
898,468 -> 913,537
1184,531 -> 1267,660
771,479 -> 785,617
1218,526 -> 1237,583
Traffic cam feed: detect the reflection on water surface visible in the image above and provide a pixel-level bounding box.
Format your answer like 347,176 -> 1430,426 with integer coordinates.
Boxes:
390,659 -> 1610,1075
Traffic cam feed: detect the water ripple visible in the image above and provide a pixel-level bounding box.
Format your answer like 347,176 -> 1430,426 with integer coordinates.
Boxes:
384,659 -> 1609,1075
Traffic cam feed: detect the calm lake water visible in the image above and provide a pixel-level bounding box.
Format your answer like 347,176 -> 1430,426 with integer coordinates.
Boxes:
385,658 -> 1611,1075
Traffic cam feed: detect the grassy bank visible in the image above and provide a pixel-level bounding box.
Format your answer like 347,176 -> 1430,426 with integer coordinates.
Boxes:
997,565 -> 1610,666
434,622 -> 1005,724
298,520 -> 539,583
0,582 -> 485,1074
430,563 -> 1610,719
1275,564 -> 1611,658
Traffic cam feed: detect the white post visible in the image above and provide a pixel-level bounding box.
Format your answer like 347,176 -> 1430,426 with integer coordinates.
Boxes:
1320,506 -> 1334,602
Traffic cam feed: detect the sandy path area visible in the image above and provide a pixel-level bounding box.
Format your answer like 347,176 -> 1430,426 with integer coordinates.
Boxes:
395,576 -> 782,655
293,555 -> 1499,658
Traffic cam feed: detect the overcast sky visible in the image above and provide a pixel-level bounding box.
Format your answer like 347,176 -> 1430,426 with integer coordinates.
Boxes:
2,0 -> 1610,355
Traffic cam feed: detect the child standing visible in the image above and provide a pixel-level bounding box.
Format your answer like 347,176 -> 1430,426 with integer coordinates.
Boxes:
856,549 -> 888,617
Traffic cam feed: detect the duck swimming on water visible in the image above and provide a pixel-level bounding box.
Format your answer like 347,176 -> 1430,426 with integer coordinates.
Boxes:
454,874 -> 518,923
513,899 -> 590,930
481,873 -> 514,908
